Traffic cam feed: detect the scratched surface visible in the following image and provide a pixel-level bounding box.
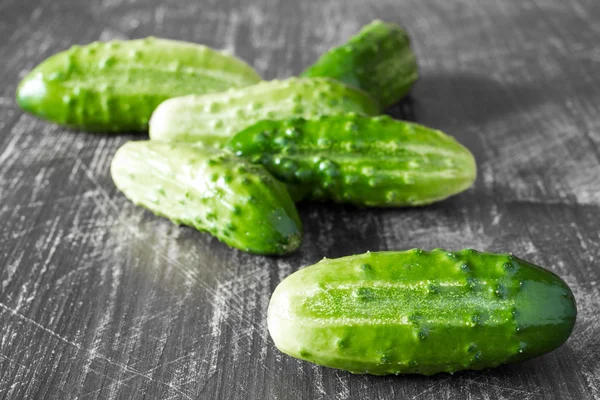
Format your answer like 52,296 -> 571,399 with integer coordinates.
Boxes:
1,0 -> 599,399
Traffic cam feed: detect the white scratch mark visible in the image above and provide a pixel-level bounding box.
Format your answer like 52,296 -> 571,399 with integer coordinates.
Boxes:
1,252 -> 24,292
409,377 -> 451,399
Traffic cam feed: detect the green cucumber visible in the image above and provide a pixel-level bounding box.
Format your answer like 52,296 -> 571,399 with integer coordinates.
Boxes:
227,115 -> 476,207
268,249 -> 577,375
148,77 -> 380,145
16,37 -> 261,132
301,20 -> 418,108
110,141 -> 302,255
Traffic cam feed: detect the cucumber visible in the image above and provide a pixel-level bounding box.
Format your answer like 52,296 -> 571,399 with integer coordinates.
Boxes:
301,20 -> 418,108
110,141 -> 302,255
148,77 -> 380,145
268,249 -> 577,375
16,37 -> 261,132
227,115 -> 476,207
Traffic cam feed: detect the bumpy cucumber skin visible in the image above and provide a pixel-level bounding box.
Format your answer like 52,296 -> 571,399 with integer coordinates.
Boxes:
148,77 -> 381,144
301,20 -> 418,108
268,249 -> 577,375
16,37 -> 261,132
110,141 -> 302,255
228,115 -> 476,207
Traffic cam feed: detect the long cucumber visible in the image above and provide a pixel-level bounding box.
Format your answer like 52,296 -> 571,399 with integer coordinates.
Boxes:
268,249 -> 577,375
149,78 -> 380,145
17,37 -> 261,131
228,115 -> 476,206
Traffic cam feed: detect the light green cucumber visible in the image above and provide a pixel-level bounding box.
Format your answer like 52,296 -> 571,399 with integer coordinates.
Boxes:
16,37 -> 261,132
148,77 -> 380,145
228,115 -> 476,207
301,20 -> 418,108
111,141 -> 302,255
268,249 -> 577,375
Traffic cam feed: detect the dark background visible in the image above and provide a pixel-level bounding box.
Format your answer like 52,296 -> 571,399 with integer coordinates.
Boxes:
1,0 -> 599,399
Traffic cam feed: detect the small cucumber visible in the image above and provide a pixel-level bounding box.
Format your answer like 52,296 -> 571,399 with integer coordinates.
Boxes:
148,77 -> 380,145
228,115 -> 476,207
16,37 -> 261,132
268,249 -> 577,375
111,141 -> 302,255
301,20 -> 418,108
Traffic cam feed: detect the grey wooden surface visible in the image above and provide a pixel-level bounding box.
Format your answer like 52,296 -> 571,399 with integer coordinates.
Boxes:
1,0 -> 599,399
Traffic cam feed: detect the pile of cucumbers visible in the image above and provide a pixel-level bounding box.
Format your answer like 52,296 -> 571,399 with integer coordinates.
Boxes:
16,20 -> 576,376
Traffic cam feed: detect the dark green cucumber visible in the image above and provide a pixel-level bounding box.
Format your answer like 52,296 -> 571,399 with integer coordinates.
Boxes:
16,37 -> 261,132
268,249 -> 577,375
228,115 -> 476,207
301,20 -> 418,108
111,141 -> 302,255
149,77 -> 380,144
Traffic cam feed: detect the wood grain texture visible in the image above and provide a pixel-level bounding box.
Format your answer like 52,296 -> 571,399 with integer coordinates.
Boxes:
1,0 -> 599,399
